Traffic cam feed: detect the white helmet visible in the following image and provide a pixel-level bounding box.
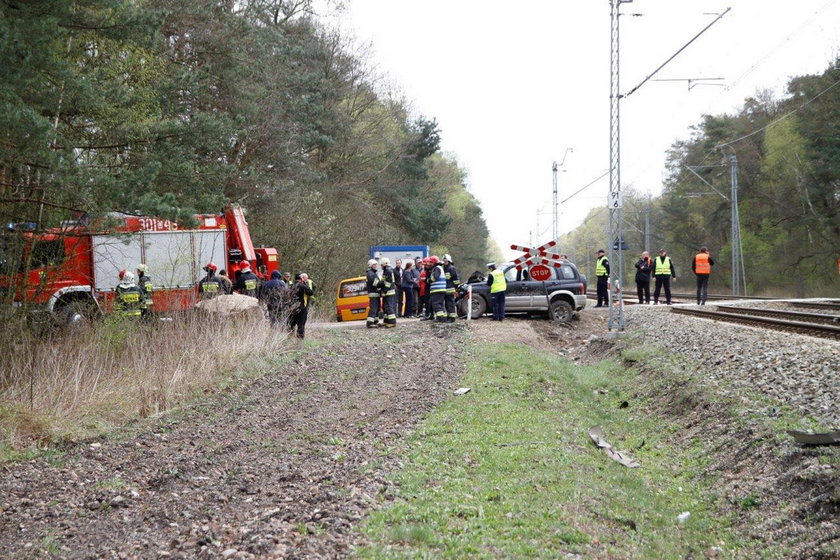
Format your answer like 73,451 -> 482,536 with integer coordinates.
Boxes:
367,258 -> 378,268
121,270 -> 136,284
135,263 -> 148,273
380,257 -> 391,267
443,254 -> 452,263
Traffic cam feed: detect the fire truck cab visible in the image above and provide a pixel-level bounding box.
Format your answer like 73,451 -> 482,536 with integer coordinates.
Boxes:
0,204 -> 278,324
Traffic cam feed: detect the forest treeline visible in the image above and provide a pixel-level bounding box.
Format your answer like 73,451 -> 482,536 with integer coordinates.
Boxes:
0,0 -> 493,300
561,59 -> 840,297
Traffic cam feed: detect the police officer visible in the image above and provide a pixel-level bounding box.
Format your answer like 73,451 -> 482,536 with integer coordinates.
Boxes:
135,263 -> 153,316
115,270 -> 144,318
653,248 -> 677,305
442,254 -> 459,322
487,262 -> 507,321
235,261 -> 259,297
594,249 -> 610,307
365,259 -> 382,328
380,257 -> 397,328
199,262 -> 224,300
427,256 -> 447,323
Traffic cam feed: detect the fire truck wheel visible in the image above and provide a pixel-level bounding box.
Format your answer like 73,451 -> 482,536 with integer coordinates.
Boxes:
59,300 -> 96,330
549,299 -> 574,322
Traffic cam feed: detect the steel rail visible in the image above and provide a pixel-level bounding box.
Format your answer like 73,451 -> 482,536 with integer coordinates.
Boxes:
789,301 -> 840,311
716,305 -> 840,326
670,307 -> 840,340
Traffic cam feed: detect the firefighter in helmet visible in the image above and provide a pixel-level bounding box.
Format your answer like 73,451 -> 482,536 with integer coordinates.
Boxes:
380,257 -> 397,328
199,262 -> 224,299
234,260 -> 259,297
365,258 -> 382,328
442,253 -> 459,322
135,263 -> 153,316
427,256 -> 447,323
115,270 -> 144,318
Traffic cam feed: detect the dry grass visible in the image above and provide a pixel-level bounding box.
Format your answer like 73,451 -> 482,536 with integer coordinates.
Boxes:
0,310 -> 291,451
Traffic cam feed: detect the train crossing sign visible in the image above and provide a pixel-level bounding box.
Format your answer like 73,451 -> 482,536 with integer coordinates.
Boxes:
510,241 -> 566,281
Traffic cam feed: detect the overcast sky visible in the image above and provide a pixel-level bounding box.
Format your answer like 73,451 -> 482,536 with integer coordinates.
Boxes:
331,1 -> 840,258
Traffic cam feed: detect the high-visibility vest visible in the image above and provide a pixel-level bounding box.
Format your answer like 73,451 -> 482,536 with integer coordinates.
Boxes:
429,265 -> 447,293
490,269 -> 507,293
596,256 -> 608,276
655,256 -> 672,276
694,253 -> 711,274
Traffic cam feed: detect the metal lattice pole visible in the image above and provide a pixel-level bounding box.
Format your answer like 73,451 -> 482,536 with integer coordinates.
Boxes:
730,154 -> 740,296
552,161 -> 558,242
608,0 -> 627,331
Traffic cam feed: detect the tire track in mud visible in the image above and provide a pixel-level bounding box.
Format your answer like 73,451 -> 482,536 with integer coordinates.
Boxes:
0,322 -> 469,559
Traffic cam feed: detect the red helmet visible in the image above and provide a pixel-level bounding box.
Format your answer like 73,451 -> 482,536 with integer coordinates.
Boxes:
239,260 -> 251,271
428,256 -> 440,265
119,268 -> 127,280
204,262 -> 217,272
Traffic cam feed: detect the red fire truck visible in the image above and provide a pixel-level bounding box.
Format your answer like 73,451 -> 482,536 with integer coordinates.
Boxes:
0,204 -> 278,324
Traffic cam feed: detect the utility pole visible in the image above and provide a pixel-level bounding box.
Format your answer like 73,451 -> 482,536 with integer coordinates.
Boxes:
607,0 -> 629,332
729,154 -> 744,296
644,204 -> 651,253
553,148 -> 573,242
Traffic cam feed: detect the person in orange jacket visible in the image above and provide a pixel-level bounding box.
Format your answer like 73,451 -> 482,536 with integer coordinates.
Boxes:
692,246 -> 715,305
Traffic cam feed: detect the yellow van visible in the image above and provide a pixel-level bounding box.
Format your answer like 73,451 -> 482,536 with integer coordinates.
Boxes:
336,276 -> 369,321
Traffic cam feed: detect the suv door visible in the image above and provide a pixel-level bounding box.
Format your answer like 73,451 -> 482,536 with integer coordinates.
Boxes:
502,265 -> 533,310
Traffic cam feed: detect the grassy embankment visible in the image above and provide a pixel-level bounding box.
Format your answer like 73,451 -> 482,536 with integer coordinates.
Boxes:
0,312 -> 292,461
356,338 -> 760,559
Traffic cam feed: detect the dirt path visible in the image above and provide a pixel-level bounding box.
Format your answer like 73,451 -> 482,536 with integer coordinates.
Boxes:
0,320 -> 472,559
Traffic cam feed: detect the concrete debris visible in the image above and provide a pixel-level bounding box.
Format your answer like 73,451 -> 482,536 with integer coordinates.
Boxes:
453,387 -> 471,396
195,294 -> 261,316
786,429 -> 840,446
588,426 -> 640,468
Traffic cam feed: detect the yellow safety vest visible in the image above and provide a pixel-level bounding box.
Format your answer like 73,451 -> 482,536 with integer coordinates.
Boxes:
596,256 -> 608,276
490,269 -> 507,293
655,256 -> 672,276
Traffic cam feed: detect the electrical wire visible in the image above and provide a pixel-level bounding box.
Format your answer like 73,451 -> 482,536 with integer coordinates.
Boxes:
560,170 -> 609,205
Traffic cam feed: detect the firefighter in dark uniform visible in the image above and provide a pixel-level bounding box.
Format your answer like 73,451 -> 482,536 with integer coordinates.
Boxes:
380,257 -> 398,328
135,263 -> 153,317
428,256 -> 447,323
366,259 -> 382,328
595,249 -> 610,307
199,262 -> 224,300
260,269 -> 287,327
234,261 -> 259,297
115,270 -> 144,318
442,253 -> 459,322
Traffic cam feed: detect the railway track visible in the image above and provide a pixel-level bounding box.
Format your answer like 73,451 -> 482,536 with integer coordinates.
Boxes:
716,305 -> 840,325
789,301 -> 840,312
671,306 -> 840,340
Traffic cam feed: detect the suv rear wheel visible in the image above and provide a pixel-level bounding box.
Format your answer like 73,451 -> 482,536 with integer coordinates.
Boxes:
549,299 -> 574,322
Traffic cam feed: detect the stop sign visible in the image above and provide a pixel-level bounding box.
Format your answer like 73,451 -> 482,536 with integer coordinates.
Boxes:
529,264 -> 552,282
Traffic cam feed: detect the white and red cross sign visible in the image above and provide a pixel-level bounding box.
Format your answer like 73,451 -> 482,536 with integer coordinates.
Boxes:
509,241 -> 567,281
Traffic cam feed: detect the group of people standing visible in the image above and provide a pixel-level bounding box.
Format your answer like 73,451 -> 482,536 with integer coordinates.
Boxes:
594,246 -> 714,306
114,260 -> 316,338
366,254 -> 460,328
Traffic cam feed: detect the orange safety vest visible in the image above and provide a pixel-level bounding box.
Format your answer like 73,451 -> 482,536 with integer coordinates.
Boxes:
695,253 -> 711,274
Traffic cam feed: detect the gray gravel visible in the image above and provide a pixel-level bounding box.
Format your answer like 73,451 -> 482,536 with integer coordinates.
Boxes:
624,302 -> 840,428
